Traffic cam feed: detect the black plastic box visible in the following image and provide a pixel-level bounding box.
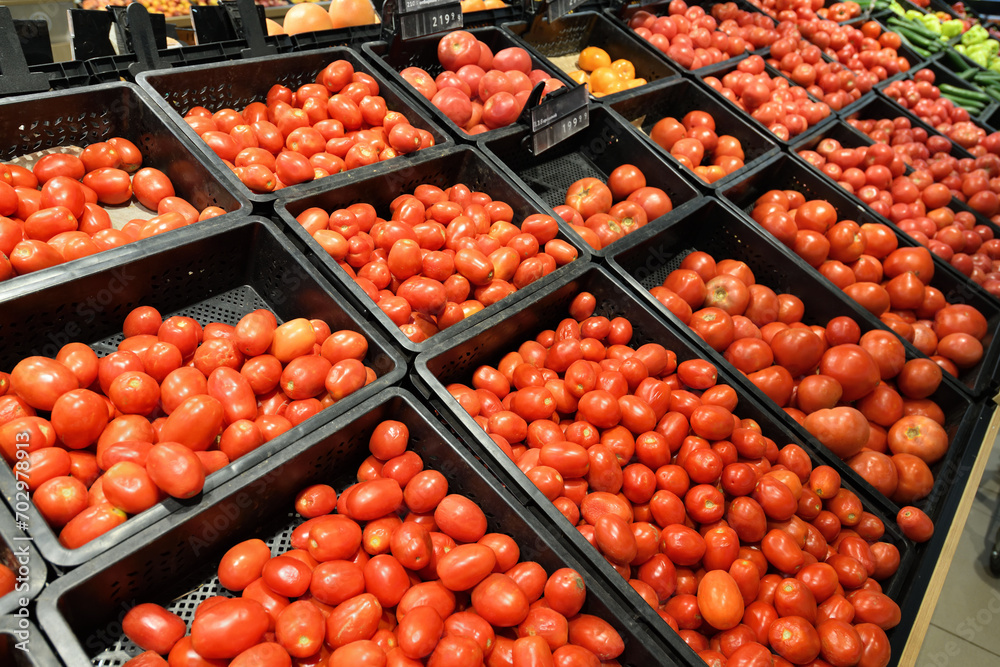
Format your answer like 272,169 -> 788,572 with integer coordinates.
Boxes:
0,504 -> 44,616
0,82 -> 248,293
413,261 -> 921,662
135,47 -> 452,210
274,144 -> 591,355
0,617 -> 59,667
606,76 -> 781,192
719,152 -> 1000,398
501,11 -> 679,103
36,388 -> 688,667
478,104 -> 704,256
0,216 -> 405,569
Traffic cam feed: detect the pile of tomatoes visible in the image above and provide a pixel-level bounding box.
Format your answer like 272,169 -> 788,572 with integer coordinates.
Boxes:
796,137 -> 1000,296
295,181 -> 578,344
882,72 -> 1000,153
653,247 -> 955,506
182,59 -> 437,194
400,32 -> 562,135
703,55 -> 833,140
768,36 -> 875,112
548,166 -> 673,250
795,19 -> 913,83
749,189 -> 991,376
627,0 -> 779,71
648,110 -> 749,184
568,46 -> 647,98
748,0 -> 864,22
119,418 -> 624,666
444,291 -> 906,665
0,307 -> 376,550
0,141 -> 227,282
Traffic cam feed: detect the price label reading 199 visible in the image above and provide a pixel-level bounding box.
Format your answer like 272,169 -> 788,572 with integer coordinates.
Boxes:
398,2 -> 463,40
532,105 -> 589,155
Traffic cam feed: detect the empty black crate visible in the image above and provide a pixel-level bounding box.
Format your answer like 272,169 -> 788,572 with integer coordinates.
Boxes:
501,11 -> 679,103
36,388 -> 684,666
0,216 -> 405,569
604,197 -> 980,533
0,82 -> 248,293
275,145 -> 591,355
479,104 -> 703,256
720,152 -> 1000,398
607,77 -> 781,192
362,26 -> 568,143
413,262 -> 917,661
0,504 -> 44,616
135,47 -> 451,210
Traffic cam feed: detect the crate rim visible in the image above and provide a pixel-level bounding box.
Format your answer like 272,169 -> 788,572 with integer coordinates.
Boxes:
0,499 -> 45,616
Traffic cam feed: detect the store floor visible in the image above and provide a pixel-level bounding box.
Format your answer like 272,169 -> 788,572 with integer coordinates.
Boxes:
916,430 -> 1000,666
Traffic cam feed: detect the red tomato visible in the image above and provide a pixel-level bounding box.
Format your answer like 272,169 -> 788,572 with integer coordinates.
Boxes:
123,603 -> 186,655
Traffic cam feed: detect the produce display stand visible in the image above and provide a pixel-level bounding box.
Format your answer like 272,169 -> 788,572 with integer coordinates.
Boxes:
3,0 -> 1000,665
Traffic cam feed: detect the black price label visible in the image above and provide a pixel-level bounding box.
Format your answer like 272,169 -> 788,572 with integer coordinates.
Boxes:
529,85 -> 589,154
398,1 -> 463,40
547,0 -> 588,22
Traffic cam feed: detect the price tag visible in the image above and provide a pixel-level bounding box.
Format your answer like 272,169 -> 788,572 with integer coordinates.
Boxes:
547,0 -> 588,22
529,84 -> 589,154
398,1 -> 463,40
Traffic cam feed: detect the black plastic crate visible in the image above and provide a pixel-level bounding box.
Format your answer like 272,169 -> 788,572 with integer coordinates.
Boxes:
412,261 -> 920,662
606,76 -> 781,192
604,197 -> 980,529
0,82 -> 249,291
478,104 -> 703,256
135,47 -> 451,211
0,504 -> 44,616
275,144 -> 591,355
791,119 -> 1000,280
0,617 -> 59,667
500,11 -> 679,103
35,387 -> 687,667
849,87 -> 976,158
698,58 -> 839,148
0,216 -> 405,569
604,0 -> 778,74
719,151 -> 1000,397
361,26 -> 568,144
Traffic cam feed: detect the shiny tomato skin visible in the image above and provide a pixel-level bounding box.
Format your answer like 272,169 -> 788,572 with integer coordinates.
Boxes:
123,603 -> 186,655
190,598 -> 269,659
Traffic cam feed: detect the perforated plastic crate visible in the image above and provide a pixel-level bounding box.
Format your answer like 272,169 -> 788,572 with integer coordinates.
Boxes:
36,388 -> 686,667
413,261 -> 923,663
0,504 -> 44,616
606,76 -> 781,192
0,216 -> 405,569
500,11 -> 679,103
0,82 -> 248,293
719,151 -> 1000,398
478,104 -> 703,256
135,47 -> 451,210
361,26 -> 568,144
274,144 -> 591,355
0,617 -> 59,667
604,197 -> 980,532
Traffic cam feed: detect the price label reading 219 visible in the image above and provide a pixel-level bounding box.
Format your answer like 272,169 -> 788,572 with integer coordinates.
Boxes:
397,1 -> 463,40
